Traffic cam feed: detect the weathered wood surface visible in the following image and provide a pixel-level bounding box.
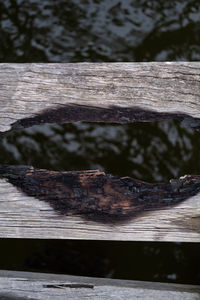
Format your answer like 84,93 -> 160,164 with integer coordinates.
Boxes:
0,166 -> 200,242
0,62 -> 199,241
0,270 -> 199,300
0,62 -> 200,133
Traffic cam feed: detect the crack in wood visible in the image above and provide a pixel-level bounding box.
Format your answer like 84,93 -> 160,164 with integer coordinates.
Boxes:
0,165 -> 200,223
43,283 -> 94,289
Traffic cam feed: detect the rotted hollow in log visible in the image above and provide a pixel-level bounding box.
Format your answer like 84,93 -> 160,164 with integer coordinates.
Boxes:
11,104 -> 200,132
0,165 -> 200,223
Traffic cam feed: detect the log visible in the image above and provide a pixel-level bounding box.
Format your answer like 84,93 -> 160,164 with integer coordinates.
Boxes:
0,62 -> 199,133
0,62 -> 199,241
0,165 -> 200,242
0,270 -> 199,300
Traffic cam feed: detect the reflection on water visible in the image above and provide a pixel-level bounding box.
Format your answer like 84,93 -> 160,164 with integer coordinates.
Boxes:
1,120 -> 200,182
0,0 -> 199,62
0,0 -> 200,286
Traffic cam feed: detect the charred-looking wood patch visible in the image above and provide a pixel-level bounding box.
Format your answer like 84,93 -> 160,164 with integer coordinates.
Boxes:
11,104 -> 200,131
0,165 -> 200,223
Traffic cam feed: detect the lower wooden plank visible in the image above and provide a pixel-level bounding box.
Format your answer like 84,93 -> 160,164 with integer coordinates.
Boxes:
0,270 -> 199,300
0,165 -> 200,242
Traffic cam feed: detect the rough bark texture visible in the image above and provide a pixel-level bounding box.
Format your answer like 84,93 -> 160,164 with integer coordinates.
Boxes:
0,270 -> 199,300
0,165 -> 200,242
0,62 -> 199,133
0,165 -> 200,223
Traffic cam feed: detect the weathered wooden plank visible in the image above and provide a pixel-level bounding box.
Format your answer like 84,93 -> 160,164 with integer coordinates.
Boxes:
0,62 -> 200,133
0,165 -> 200,242
0,270 -> 199,300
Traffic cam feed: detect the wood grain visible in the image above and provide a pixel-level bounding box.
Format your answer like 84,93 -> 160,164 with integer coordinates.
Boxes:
0,62 -> 199,132
0,270 -> 199,300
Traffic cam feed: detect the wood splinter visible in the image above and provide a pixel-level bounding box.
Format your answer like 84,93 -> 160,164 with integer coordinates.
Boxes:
0,165 -> 200,223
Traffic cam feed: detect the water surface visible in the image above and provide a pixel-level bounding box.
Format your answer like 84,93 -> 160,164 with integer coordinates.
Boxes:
0,0 -> 200,285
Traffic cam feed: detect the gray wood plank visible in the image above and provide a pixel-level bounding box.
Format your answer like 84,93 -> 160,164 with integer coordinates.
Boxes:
0,176 -> 200,242
0,270 -> 199,300
0,62 -> 199,133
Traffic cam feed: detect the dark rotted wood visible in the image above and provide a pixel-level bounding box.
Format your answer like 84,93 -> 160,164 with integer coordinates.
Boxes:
0,270 -> 200,300
0,171 -> 200,241
0,63 -> 199,133
11,104 -> 200,132
0,165 -> 200,223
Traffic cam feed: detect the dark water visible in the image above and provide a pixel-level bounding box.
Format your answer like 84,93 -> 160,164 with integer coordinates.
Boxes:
1,120 -> 200,183
1,0 -> 200,62
0,0 -> 200,285
0,239 -> 200,285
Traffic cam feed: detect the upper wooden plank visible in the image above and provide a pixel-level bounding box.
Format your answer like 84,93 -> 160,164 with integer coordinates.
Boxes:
0,270 -> 200,300
0,62 -> 200,132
